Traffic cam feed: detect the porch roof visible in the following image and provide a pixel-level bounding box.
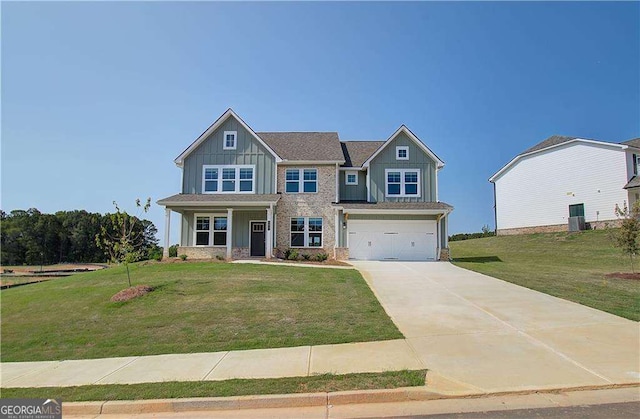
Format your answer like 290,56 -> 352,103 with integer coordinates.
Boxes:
157,193 -> 280,208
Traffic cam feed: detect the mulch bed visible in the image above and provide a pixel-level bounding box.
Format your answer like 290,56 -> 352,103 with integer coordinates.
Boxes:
604,272 -> 640,280
110,285 -> 154,302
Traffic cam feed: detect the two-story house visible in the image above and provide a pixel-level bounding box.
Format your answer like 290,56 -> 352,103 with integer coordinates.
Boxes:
489,135 -> 640,235
158,109 -> 453,261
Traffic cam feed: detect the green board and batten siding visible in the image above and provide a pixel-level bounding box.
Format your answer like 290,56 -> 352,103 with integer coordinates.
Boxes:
368,133 -> 437,203
181,210 -> 267,247
182,117 -> 277,194
339,171 -> 367,201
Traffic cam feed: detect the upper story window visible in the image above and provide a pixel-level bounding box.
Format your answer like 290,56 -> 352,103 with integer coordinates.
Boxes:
195,215 -> 227,246
634,154 -> 640,176
385,169 -> 421,197
203,165 -> 254,194
345,171 -> 358,185
285,168 -> 318,193
223,131 -> 237,150
396,146 -> 409,160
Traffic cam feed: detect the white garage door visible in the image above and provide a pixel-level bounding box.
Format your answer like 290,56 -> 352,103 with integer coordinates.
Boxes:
348,220 -> 437,261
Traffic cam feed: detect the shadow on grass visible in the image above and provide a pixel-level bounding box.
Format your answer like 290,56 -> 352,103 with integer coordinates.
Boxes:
454,256 -> 502,263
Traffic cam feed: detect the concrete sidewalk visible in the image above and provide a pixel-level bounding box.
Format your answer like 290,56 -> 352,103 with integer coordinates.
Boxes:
0,339 -> 424,388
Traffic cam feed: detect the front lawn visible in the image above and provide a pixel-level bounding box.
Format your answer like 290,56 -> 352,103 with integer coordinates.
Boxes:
1,262 -> 403,362
450,230 -> 640,321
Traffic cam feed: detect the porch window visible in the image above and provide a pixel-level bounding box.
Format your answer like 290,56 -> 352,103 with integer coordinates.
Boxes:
385,169 -> 421,197
194,215 -> 227,246
202,165 -> 254,194
285,168 -> 317,193
290,217 -> 323,247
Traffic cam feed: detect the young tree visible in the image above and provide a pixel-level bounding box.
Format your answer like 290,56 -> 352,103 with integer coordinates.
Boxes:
96,198 -> 152,287
612,201 -> 640,272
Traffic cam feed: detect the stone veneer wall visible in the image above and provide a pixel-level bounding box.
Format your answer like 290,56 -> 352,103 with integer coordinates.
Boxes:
334,247 -> 349,261
497,219 -> 622,236
439,248 -> 450,261
177,246 -> 226,259
275,165 -> 338,258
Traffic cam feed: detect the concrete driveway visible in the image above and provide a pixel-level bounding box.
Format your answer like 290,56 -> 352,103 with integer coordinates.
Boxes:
350,261 -> 640,393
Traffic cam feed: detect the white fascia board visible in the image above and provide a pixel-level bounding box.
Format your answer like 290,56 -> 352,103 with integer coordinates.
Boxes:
174,108 -> 282,167
277,160 -> 345,165
362,125 -> 445,169
338,167 -> 366,171
334,208 -> 451,216
488,138 -> 627,183
160,201 -> 278,208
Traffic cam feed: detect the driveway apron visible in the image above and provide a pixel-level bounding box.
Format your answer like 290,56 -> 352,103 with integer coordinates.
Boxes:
350,261 -> 640,392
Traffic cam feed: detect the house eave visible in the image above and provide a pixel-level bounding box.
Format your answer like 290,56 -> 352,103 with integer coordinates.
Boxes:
159,201 -> 279,208
278,160 -> 346,166
334,208 -> 452,216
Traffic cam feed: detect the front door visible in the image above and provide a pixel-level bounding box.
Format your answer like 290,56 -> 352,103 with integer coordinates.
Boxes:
250,222 -> 266,257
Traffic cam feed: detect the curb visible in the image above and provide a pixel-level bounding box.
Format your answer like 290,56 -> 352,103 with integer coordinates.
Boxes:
62,382 -> 640,416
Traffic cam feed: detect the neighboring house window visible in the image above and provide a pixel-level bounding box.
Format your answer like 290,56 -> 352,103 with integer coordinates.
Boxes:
290,217 -> 323,247
202,165 -> 254,193
396,146 -> 409,160
345,171 -> 358,185
285,168 -> 318,193
385,169 -> 421,197
569,204 -> 585,217
194,215 -> 227,246
223,131 -> 237,150
634,154 -> 640,176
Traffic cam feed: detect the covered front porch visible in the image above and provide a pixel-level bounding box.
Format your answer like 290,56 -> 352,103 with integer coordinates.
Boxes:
157,194 -> 280,260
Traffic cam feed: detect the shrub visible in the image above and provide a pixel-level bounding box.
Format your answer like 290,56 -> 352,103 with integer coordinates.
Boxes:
215,255 -> 225,261
315,253 -> 329,262
287,249 -> 299,261
179,254 -> 187,261
169,244 -> 179,258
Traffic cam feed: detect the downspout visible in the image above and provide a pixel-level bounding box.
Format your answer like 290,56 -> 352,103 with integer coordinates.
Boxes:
335,163 -> 339,203
492,181 -> 498,235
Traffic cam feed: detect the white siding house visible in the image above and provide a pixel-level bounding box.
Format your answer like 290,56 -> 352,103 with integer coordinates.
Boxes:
489,136 -> 640,235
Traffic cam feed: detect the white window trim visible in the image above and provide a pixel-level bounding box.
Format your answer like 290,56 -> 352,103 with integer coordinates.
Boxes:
385,168 -> 421,198
194,213 -> 228,247
284,168 -> 318,194
223,131 -> 237,150
345,171 -> 358,186
202,164 -> 255,194
289,217 -> 323,248
396,146 -> 409,160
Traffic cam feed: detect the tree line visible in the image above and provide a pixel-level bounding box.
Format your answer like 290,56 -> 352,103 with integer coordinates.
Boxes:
0,208 -> 160,266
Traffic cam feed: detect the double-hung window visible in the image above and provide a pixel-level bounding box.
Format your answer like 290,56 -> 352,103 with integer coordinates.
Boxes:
385,169 -> 421,197
290,217 -> 323,247
223,131 -> 237,150
195,215 -> 227,246
285,168 -> 317,193
202,165 -> 255,193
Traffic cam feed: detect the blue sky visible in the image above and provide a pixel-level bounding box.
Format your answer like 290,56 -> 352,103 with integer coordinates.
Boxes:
2,1 -> 639,243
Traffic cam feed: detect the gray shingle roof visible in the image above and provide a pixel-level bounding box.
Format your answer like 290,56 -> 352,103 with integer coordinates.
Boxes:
256,132 -> 345,162
622,138 -> 640,148
341,141 -> 385,167
337,201 -> 453,211
157,194 -> 280,205
521,135 -> 578,155
624,177 -> 640,189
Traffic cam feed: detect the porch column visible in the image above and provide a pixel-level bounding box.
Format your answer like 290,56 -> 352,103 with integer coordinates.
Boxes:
226,208 -> 233,259
163,208 -> 171,259
334,209 -> 340,248
266,206 -> 273,259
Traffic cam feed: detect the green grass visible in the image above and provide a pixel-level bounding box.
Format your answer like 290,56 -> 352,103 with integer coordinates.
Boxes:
0,370 -> 426,402
450,230 -> 640,321
1,262 -> 403,362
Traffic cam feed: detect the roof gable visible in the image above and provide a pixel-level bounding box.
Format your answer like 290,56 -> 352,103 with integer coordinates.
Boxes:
256,132 -> 345,162
174,109 -> 282,167
362,125 -> 444,169
489,135 -> 628,182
